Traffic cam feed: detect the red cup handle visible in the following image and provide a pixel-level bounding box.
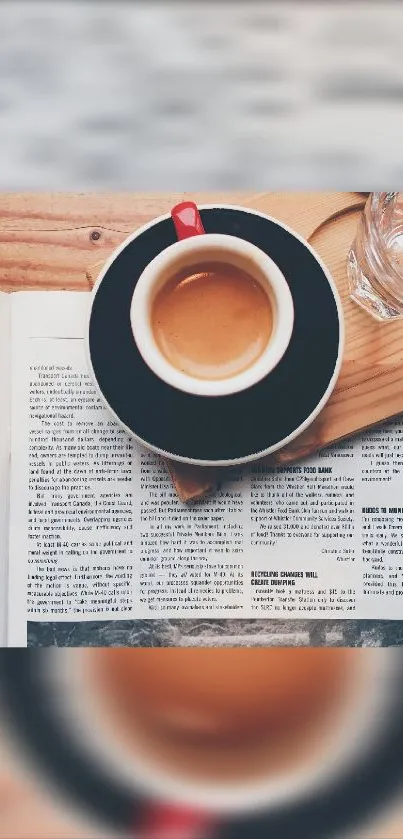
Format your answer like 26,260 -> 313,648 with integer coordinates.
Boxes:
171,202 -> 206,240
137,802 -> 216,839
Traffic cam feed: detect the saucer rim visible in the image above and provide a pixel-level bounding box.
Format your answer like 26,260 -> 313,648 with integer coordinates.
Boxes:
86,204 -> 344,467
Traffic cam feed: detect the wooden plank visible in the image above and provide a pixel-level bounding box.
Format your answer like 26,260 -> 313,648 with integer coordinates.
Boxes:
0,191 -> 363,291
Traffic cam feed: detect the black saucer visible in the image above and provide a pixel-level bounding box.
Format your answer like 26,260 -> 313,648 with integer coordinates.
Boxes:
88,207 -> 342,465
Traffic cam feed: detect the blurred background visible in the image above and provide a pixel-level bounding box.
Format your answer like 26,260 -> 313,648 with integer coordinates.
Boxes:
2,2 -> 403,837
0,1 -> 402,190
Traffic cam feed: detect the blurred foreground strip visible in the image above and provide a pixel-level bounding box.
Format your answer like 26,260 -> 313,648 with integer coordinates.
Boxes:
0,775 -> 99,839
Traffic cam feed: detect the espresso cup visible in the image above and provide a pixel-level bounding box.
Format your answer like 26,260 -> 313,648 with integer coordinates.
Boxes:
130,202 -> 294,397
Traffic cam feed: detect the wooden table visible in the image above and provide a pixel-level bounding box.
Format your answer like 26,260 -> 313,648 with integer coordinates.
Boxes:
0,192 -> 258,290
0,191 -> 362,292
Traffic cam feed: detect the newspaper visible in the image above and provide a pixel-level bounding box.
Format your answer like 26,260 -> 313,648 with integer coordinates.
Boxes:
3,291 -> 403,646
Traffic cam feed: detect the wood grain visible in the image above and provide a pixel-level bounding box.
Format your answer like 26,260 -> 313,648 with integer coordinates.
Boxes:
0,191 -> 363,291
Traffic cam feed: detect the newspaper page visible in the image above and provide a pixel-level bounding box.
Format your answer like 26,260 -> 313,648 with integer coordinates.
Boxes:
7,291 -> 403,645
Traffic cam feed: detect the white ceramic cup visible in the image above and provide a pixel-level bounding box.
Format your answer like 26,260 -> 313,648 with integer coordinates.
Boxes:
130,232 -> 294,397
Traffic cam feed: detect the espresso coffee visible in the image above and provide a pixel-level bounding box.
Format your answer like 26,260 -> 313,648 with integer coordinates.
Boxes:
151,262 -> 273,381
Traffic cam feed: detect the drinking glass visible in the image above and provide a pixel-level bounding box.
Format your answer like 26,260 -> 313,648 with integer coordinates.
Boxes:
348,192 -> 403,321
